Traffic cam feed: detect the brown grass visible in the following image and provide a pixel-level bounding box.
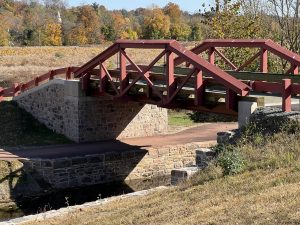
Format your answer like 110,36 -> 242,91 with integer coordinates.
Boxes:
0,45 -> 175,88
23,131 -> 300,225
23,167 -> 300,225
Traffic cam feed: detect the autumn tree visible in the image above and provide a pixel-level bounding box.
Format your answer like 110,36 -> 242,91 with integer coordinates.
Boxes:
142,8 -> 170,39
42,22 -> 62,45
69,5 -> 101,45
268,0 -> 300,53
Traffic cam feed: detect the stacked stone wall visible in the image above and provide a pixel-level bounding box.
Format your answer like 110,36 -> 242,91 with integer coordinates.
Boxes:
22,143 -> 200,189
14,79 -> 168,142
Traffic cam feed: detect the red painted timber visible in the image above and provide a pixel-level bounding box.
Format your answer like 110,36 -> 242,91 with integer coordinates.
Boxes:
251,81 -> 282,93
282,79 -> 292,112
168,41 -> 250,96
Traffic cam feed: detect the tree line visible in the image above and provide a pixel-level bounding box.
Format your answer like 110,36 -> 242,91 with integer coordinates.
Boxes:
0,0 -> 299,54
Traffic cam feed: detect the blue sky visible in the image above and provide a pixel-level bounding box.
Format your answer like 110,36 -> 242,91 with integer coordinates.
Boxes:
68,0 -> 214,13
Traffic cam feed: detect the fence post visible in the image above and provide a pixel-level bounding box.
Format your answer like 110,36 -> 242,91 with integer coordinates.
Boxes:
194,70 -> 204,106
166,51 -> 176,100
282,79 -> 292,112
260,48 -> 268,73
208,47 -> 215,65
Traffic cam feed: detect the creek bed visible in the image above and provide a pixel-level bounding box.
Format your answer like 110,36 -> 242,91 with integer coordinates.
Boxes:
0,176 -> 170,222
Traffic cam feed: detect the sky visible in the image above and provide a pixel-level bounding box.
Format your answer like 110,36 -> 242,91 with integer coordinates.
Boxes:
67,0 -> 214,14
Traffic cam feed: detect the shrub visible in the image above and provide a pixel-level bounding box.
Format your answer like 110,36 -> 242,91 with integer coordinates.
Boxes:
217,148 -> 245,175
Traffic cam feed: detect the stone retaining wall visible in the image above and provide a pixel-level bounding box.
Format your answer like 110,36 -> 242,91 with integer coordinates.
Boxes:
14,79 -> 168,142
21,142 -> 203,189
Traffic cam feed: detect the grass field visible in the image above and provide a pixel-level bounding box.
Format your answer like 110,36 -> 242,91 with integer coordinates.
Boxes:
0,45 -> 184,88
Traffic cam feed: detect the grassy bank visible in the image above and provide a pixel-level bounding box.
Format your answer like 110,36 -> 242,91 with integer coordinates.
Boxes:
23,120 -> 300,225
0,101 -> 70,147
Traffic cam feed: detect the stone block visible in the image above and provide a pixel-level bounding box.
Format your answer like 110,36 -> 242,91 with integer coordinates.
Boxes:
217,130 -> 236,144
196,148 -> 216,167
238,101 -> 257,128
64,80 -> 85,97
171,166 -> 199,185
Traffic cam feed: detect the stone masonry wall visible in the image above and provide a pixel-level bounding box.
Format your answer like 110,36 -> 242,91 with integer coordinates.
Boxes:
21,143 -> 200,189
14,79 -> 168,142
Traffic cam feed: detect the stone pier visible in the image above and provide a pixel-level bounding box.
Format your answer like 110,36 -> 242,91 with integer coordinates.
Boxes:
14,79 -> 168,142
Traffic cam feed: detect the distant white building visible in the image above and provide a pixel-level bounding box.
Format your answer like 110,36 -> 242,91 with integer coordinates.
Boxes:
57,11 -> 62,23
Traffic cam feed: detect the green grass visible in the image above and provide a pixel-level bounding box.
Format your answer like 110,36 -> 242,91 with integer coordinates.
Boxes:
0,101 -> 71,147
168,111 -> 195,127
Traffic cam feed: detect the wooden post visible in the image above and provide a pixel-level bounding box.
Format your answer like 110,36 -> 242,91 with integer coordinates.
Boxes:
226,89 -> 237,111
194,70 -> 204,106
120,50 -> 128,92
208,47 -> 215,65
99,63 -> 107,93
260,48 -> 268,73
282,79 -> 292,112
166,51 -> 176,99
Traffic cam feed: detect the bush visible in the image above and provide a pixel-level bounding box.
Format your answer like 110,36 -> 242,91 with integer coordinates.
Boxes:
217,148 -> 245,175
188,111 -> 236,123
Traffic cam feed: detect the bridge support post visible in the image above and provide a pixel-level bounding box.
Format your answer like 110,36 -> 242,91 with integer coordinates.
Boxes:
208,47 -> 215,65
226,89 -> 237,111
99,64 -> 107,93
194,70 -> 204,106
282,79 -> 292,112
166,51 -> 176,99
238,101 -> 257,128
260,48 -> 268,73
120,50 -> 129,92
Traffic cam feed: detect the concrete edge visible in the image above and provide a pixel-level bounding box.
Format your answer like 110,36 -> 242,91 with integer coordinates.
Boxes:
1,186 -> 169,225
13,79 -> 66,101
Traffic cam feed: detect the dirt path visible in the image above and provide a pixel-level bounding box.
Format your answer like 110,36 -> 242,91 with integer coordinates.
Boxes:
0,122 -> 237,160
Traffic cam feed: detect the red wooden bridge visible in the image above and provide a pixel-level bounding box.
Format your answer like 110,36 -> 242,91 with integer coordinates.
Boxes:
1,39 -> 300,115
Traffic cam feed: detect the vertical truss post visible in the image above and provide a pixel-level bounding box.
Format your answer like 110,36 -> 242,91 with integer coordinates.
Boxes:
282,79 -> 292,112
81,73 -> 91,91
0,87 -> 3,102
166,51 -> 176,99
145,72 -> 152,98
226,89 -> 237,111
292,64 -> 299,75
260,48 -> 268,73
49,70 -> 54,80
99,63 -> 107,93
66,67 -> 72,80
208,47 -> 215,65
120,49 -> 128,92
13,83 -> 19,97
34,77 -> 39,86
194,70 -> 204,106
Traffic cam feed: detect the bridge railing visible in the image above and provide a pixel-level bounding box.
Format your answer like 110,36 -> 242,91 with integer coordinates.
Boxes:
175,39 -> 300,75
0,67 -> 76,101
73,39 -> 250,115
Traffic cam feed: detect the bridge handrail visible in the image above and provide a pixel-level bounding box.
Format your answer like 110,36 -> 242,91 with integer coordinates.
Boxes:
0,67 -> 76,100
174,39 -> 300,74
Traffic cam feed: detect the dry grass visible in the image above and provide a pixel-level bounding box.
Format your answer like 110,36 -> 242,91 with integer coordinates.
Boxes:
23,130 -> 300,225
23,167 -> 300,225
0,45 -> 175,88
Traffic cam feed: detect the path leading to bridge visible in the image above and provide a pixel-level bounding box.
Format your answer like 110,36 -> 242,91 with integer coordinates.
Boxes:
0,122 -> 237,160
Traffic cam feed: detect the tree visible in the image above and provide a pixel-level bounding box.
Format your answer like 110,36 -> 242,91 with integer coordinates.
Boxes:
170,22 -> 191,41
268,0 -> 300,53
42,22 -> 62,45
69,5 -> 102,45
163,2 -> 181,23
142,8 -> 170,39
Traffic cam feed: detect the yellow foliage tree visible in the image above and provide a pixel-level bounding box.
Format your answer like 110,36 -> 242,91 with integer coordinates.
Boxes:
120,28 -> 138,40
42,22 -> 62,46
143,8 -> 170,39
0,13 -> 10,46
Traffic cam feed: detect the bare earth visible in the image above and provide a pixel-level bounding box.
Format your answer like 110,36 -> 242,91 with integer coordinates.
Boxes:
0,122 -> 237,160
